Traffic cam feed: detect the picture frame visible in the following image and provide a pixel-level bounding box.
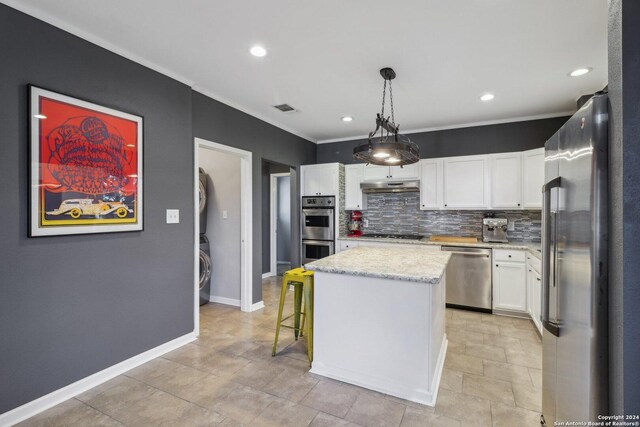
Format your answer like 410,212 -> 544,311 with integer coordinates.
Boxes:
29,85 -> 143,236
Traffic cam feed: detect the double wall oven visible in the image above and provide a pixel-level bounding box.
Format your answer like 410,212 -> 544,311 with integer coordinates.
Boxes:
301,196 -> 335,264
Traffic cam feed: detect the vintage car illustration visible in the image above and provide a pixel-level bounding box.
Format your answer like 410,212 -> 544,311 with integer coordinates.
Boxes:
46,199 -> 132,219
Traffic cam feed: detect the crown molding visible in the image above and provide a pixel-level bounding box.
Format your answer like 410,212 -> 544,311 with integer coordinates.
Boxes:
316,111 -> 575,144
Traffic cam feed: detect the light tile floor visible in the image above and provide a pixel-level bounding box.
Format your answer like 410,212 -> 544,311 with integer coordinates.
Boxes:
18,277 -> 542,426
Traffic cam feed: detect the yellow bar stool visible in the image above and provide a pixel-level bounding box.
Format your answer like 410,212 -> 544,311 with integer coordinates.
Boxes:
272,267 -> 314,364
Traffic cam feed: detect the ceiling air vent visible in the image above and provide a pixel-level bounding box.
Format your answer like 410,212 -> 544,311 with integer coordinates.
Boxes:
274,104 -> 296,113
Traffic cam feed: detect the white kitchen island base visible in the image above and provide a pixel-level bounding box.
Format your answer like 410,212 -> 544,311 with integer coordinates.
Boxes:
309,270 -> 447,406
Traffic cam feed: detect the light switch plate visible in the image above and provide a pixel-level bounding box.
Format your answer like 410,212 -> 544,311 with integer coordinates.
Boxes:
166,209 -> 180,224
223,210 -> 228,219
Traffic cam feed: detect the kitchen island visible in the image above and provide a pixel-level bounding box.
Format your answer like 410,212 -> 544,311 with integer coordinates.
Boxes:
304,246 -> 451,406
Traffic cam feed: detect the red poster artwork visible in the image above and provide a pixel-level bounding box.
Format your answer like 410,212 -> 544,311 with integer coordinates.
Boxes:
30,86 -> 143,236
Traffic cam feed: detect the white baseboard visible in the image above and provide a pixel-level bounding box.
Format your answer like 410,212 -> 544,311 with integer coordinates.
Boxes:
262,272 -> 275,279
209,296 -> 241,307
250,301 -> 265,311
0,332 -> 196,426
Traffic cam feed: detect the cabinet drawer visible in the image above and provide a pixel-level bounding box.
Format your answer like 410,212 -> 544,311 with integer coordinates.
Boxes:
526,253 -> 542,274
493,249 -> 525,262
339,240 -> 359,251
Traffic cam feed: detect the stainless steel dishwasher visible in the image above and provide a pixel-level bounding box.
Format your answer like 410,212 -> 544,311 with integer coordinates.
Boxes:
441,246 -> 492,312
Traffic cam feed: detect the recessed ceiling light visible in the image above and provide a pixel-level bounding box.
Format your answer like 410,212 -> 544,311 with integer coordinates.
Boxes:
249,45 -> 267,57
568,67 -> 592,77
480,93 -> 495,102
34,114 -> 47,119
341,116 -> 353,122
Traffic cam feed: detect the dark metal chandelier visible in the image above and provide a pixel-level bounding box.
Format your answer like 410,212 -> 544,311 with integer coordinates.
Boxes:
353,67 -> 419,166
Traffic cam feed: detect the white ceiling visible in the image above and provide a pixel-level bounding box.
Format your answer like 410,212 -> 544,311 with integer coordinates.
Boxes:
4,0 -> 608,143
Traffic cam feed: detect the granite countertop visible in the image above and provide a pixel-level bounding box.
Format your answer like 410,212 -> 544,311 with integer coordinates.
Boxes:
337,236 -> 542,260
304,246 -> 451,284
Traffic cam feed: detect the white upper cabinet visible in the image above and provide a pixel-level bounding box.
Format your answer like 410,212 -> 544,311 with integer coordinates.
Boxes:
443,155 -> 490,209
491,152 -> 522,209
362,163 -> 419,180
389,163 -> 420,179
301,163 -> 339,196
522,148 -> 545,209
363,165 -> 390,180
344,164 -> 365,210
419,159 -> 443,210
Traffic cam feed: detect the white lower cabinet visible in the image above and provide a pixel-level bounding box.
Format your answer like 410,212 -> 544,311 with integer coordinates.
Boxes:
338,240 -> 360,252
492,249 -> 527,313
527,254 -> 543,334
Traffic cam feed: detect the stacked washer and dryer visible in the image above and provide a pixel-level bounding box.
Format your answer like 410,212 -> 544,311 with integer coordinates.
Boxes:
198,168 -> 212,306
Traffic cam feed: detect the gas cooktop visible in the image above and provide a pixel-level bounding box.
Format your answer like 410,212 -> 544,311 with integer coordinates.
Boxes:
360,234 -> 423,240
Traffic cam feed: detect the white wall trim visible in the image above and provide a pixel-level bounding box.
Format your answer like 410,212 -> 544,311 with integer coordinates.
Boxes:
209,296 -> 241,307
0,332 -> 196,426
270,172 -> 290,277
250,301 -> 265,311
195,138 -> 253,315
316,111 -> 575,144
262,272 -> 275,279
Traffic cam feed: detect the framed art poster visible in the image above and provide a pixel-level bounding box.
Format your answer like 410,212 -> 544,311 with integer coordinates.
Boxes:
29,86 -> 143,236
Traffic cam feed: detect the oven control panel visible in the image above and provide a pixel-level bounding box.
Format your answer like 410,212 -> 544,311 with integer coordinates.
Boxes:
302,196 -> 335,208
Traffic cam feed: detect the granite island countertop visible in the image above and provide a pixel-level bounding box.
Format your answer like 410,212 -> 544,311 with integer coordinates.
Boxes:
337,236 -> 542,260
304,246 -> 451,284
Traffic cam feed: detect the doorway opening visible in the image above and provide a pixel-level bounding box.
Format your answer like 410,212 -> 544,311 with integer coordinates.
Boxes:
271,173 -> 291,276
194,138 -> 253,336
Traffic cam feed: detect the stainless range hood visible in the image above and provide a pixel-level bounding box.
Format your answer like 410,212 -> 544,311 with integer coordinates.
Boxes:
360,180 -> 420,193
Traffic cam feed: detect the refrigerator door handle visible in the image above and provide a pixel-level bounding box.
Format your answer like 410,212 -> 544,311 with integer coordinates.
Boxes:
541,177 -> 561,337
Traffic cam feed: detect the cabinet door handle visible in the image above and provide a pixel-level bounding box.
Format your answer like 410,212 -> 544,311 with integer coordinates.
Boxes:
496,264 -> 499,267
508,255 -> 512,258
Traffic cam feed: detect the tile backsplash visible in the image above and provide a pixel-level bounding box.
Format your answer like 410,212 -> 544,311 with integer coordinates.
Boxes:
353,193 -> 541,242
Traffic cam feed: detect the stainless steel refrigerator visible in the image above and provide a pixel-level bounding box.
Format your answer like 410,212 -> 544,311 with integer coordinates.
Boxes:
541,92 -> 608,425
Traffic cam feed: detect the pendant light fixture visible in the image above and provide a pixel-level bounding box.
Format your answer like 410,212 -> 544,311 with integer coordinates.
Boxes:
353,68 -> 419,166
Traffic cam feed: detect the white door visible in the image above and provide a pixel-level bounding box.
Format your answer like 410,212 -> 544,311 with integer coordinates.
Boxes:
491,152 -> 522,208
522,148 -> 545,209
389,163 -> 419,179
345,164 -> 364,210
419,159 -> 443,210
363,165 -> 390,180
443,155 -> 490,209
493,262 -> 527,312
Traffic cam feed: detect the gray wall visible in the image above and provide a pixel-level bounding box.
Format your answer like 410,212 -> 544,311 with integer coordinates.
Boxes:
317,117 -> 569,164
0,5 -> 194,413
277,176 -> 292,262
608,0 -> 640,414
261,161 -> 291,274
192,93 -> 316,301
200,148 -> 241,300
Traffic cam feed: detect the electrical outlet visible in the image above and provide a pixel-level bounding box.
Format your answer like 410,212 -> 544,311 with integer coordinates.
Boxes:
363,218 -> 369,227
507,221 -> 515,231
166,209 -> 180,224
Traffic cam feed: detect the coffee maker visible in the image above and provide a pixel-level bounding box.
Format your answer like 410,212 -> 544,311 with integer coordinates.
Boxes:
482,217 -> 509,243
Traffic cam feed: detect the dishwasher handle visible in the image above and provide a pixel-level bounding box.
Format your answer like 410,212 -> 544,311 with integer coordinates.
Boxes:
442,251 -> 490,257
441,246 -> 491,257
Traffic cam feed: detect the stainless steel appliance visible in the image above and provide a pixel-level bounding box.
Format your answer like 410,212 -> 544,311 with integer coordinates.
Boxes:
541,93 -> 608,426
301,196 -> 335,241
301,196 -> 335,264
360,180 -> 420,193
441,246 -> 492,312
199,235 -> 212,306
482,217 -> 508,243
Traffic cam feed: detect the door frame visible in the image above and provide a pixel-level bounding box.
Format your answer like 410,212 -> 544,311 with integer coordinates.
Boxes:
194,137 -> 254,335
269,172 -> 291,277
